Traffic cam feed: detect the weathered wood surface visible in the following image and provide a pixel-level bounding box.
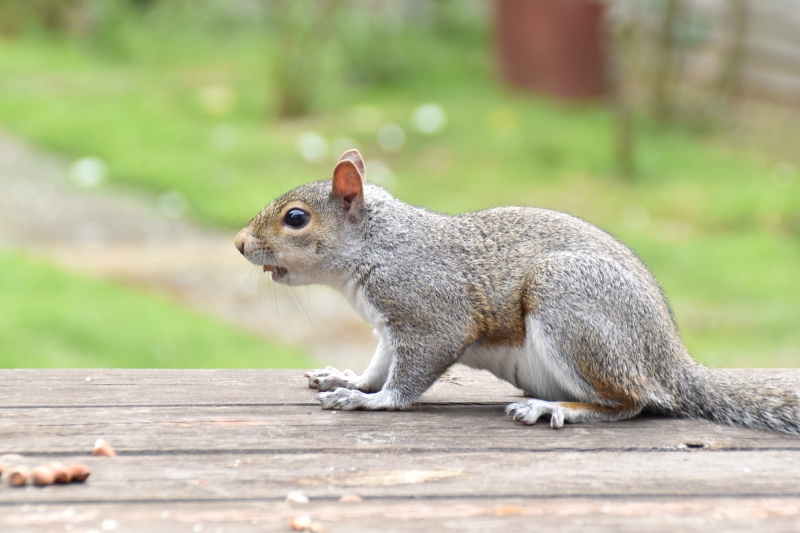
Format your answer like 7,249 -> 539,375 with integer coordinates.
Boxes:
2,369 -> 800,532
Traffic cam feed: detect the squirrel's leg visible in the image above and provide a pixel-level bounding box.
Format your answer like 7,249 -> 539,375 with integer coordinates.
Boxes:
316,337 -> 453,411
306,338 -> 392,392
506,399 -> 643,429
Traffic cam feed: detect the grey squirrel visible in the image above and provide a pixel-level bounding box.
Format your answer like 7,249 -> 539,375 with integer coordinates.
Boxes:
235,149 -> 800,433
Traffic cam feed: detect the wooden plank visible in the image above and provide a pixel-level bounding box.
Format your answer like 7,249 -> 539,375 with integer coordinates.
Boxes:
744,38 -> 800,75
3,370 -> 800,456
0,449 -> 799,504
2,368 -> 798,408
0,368 -> 522,408
661,0 -> 800,106
741,68 -> 800,106
747,3 -> 800,49
3,403 -> 800,455
2,498 -> 800,533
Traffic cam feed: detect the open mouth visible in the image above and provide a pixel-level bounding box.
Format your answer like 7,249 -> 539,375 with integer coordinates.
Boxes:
263,264 -> 288,280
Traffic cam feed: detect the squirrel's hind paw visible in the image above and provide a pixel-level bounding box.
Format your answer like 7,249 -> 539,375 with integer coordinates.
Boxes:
506,400 -> 565,429
507,399 -> 641,428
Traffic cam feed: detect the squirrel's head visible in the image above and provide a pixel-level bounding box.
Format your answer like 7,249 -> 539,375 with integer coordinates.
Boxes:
234,149 -> 370,286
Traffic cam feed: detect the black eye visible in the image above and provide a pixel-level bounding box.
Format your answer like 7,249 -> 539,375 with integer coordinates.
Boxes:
283,208 -> 310,228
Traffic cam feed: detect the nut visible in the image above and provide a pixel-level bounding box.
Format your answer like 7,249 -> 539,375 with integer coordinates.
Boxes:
0,454 -> 24,476
93,439 -> 117,457
31,465 -> 56,486
66,463 -> 91,482
45,461 -> 71,483
285,490 -> 310,504
338,493 -> 362,502
289,516 -> 312,531
6,466 -> 29,487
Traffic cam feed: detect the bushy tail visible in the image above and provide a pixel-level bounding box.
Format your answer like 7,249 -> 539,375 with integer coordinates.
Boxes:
673,365 -> 800,435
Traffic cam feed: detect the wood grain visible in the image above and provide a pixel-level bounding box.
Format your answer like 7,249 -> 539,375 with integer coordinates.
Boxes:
3,498 -> 800,533
0,449 -> 798,503
3,404 -> 800,455
0,368 -> 521,407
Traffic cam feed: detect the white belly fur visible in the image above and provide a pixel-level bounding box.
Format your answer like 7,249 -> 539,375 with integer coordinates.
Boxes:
459,316 -> 589,402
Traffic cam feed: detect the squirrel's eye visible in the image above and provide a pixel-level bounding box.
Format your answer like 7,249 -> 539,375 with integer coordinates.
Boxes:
283,208 -> 310,228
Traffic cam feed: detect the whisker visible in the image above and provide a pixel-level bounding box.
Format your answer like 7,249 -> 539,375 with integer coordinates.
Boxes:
243,263 -> 256,286
260,245 -> 319,332
266,249 -> 280,316
288,285 -> 321,334
270,275 -> 278,316
280,284 -> 302,317
279,284 -> 321,335
224,218 -> 253,231
257,265 -> 264,309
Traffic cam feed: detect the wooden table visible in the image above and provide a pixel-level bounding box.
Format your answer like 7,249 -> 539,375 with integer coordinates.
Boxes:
2,369 -> 800,532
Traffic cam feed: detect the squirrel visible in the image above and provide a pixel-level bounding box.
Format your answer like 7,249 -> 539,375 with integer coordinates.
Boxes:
234,149 -> 800,434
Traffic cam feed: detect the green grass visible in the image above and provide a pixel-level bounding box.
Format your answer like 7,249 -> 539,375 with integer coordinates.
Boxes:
626,233 -> 800,368
0,20 -> 798,368
0,34 -> 797,230
0,250 -> 314,368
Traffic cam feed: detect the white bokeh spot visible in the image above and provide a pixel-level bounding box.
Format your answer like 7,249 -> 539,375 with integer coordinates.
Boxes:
412,103 -> 447,134
69,156 -> 107,188
297,132 -> 329,163
377,124 -> 405,153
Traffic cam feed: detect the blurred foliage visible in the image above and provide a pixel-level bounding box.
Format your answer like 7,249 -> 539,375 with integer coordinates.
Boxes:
0,250 -> 314,368
0,0 -> 797,368
270,0 -> 338,117
334,5 -> 406,87
609,0 -> 749,131
0,0 -> 84,36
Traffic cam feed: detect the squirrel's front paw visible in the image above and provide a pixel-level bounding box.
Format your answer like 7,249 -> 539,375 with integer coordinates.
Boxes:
316,387 -> 364,410
305,366 -> 358,391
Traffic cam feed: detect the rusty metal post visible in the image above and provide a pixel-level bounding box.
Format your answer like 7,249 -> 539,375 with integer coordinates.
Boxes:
495,0 -> 608,100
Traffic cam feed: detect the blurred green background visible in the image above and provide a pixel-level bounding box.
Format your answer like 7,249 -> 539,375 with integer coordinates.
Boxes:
0,0 -> 797,369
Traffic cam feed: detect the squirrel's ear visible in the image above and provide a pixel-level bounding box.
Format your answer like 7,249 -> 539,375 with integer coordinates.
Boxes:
332,159 -> 364,215
338,149 -> 366,181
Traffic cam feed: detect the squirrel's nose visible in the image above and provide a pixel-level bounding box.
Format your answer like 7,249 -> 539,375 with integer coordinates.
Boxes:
234,231 -> 247,256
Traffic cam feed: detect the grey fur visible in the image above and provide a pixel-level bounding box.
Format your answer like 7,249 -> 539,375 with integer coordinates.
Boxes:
235,152 -> 800,434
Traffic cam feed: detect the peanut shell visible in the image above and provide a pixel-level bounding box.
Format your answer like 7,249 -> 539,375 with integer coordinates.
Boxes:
66,463 -> 91,482
7,466 -> 29,487
31,465 -> 56,486
93,439 -> 116,457
309,521 -> 326,533
45,461 -> 71,483
289,516 -> 312,531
